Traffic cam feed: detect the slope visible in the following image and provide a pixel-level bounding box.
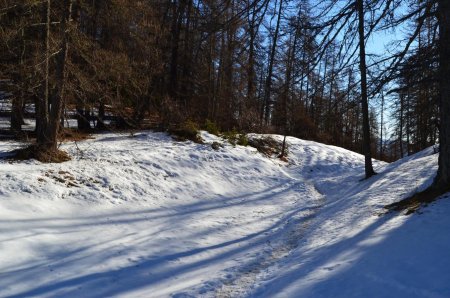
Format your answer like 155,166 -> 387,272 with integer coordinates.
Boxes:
0,132 -> 448,298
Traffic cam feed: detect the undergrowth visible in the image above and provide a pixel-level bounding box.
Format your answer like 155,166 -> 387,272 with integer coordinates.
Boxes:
222,129 -> 248,146
169,120 -> 204,144
248,136 -> 287,157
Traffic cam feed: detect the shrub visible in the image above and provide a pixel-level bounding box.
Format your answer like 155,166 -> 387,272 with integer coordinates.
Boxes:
237,133 -> 248,146
221,128 -> 248,147
248,136 -> 286,157
169,120 -> 203,144
205,119 -> 220,136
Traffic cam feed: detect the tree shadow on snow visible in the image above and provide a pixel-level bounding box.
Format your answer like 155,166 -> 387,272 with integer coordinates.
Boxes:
1,181 -> 319,298
250,210 -> 450,298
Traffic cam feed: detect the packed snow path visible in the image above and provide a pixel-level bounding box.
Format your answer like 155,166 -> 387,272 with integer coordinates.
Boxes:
0,132 -> 324,297
1,131 -> 450,298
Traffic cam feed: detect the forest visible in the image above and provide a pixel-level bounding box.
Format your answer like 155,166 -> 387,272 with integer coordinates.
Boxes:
2,1 -> 450,297
1,1 -> 450,196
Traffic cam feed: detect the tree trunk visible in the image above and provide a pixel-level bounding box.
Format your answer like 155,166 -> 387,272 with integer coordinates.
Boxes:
76,104 -> 91,131
380,91 -> 385,159
399,93 -> 404,158
168,0 -> 186,100
262,0 -> 283,125
11,28 -> 26,132
434,0 -> 450,191
357,0 -> 376,178
42,0 -> 73,152
36,0 -> 51,146
96,101 -> 106,130
247,7 -> 257,104
11,94 -> 24,132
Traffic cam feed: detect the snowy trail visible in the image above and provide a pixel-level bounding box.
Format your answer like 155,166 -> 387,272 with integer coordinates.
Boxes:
2,132 -> 449,298
210,194 -> 324,298
202,160 -> 351,298
1,132 -> 325,297
0,132 -> 368,298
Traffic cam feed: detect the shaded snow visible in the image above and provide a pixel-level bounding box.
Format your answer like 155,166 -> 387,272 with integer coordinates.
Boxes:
0,131 -> 448,298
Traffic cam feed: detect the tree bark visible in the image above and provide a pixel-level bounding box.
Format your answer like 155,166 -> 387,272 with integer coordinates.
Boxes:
41,0 -> 73,152
379,92 -> 385,159
357,0 -> 376,178
36,0 -> 51,146
168,0 -> 186,100
262,0 -> 283,125
11,28 -> 26,132
11,94 -> 24,132
434,0 -> 450,191
247,5 -> 257,104
399,93 -> 404,158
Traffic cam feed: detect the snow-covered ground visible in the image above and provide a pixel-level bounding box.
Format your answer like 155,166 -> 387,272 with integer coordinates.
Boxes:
0,131 -> 449,298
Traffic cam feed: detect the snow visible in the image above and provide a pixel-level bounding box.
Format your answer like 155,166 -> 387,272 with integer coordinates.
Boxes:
0,131 -> 449,298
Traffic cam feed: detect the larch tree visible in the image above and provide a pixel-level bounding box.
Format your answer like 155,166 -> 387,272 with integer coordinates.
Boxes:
34,0 -> 73,159
434,0 -> 450,192
357,0 -> 376,178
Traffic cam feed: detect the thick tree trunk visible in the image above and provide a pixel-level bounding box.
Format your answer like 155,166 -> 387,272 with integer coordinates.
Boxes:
434,0 -> 450,191
11,94 -> 24,132
76,105 -> 91,131
357,0 -> 376,178
41,0 -> 72,152
36,0 -> 51,146
96,101 -> 106,130
11,28 -> 26,132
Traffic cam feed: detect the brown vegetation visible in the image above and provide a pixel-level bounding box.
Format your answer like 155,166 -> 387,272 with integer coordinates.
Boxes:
12,145 -> 71,163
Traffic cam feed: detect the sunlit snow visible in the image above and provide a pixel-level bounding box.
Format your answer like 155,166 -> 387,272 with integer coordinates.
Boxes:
0,131 -> 448,298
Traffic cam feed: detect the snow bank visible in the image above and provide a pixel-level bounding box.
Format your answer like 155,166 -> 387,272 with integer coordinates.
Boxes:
0,131 -> 448,298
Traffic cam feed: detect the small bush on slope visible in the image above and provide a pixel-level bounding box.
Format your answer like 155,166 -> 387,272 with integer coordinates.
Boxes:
222,129 -> 248,146
205,119 -> 220,136
169,120 -> 204,144
248,136 -> 287,157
